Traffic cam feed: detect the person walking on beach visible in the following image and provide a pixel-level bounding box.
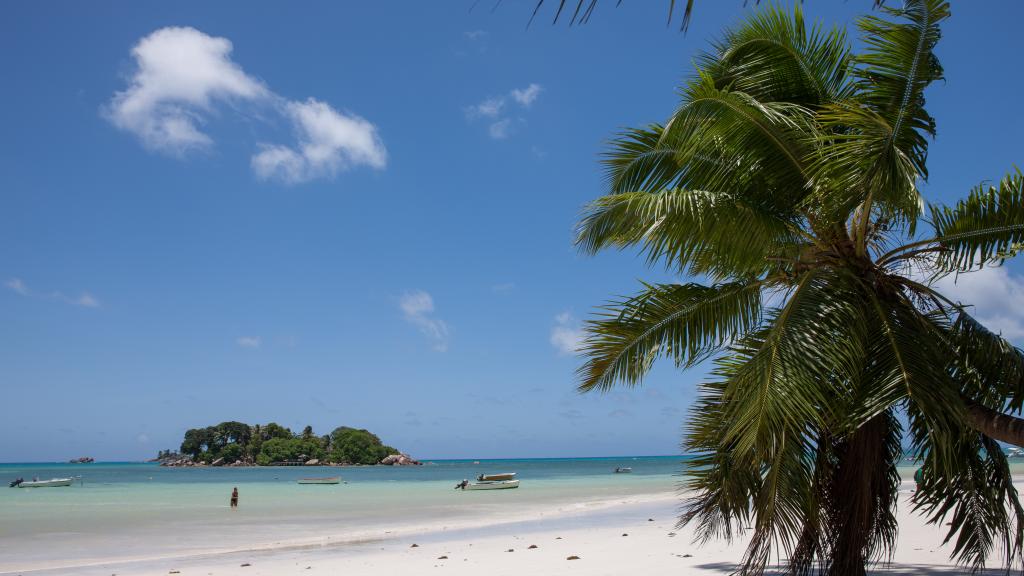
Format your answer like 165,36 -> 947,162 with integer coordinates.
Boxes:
230,487 -> 239,508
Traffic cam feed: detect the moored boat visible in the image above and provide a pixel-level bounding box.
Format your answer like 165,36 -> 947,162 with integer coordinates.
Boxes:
614,467 -> 632,473
477,472 -> 516,481
466,479 -> 519,490
17,478 -> 73,488
297,476 -> 341,485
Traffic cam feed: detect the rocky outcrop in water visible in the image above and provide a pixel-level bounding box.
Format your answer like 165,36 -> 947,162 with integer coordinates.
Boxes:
69,457 -> 94,464
380,453 -> 422,466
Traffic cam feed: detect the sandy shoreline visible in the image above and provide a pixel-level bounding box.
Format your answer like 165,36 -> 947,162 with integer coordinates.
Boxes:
5,484 -> 982,576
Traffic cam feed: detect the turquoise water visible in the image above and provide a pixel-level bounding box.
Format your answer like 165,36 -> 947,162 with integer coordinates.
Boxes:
3,456 -> 1017,573
0,457 -> 682,572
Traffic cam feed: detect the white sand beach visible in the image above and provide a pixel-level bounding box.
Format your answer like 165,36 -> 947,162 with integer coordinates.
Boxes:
12,485 -> 978,576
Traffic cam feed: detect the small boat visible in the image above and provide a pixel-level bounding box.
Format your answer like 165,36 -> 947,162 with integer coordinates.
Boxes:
17,478 -> 73,488
614,467 -> 632,473
466,479 -> 519,490
477,472 -> 516,482
297,476 -> 341,485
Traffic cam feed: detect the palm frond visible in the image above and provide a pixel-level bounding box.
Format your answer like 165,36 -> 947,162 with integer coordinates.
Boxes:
576,188 -> 803,278
913,432 -> 1024,572
576,280 -> 763,392
700,3 -> 852,106
928,169 -> 1024,272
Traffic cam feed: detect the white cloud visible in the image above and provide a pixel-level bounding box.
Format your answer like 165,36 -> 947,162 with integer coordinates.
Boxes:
933,266 -> 1024,342
76,293 -> 100,308
106,27 -> 385,183
465,96 -> 505,120
6,278 -> 99,308
488,118 -> 513,140
105,26 -> 267,154
400,290 -> 450,352
491,282 -> 516,294
466,83 -> 543,140
464,30 -> 488,41
550,311 -> 584,356
511,83 -> 542,107
237,336 -> 262,348
5,278 -> 28,295
252,98 -> 386,184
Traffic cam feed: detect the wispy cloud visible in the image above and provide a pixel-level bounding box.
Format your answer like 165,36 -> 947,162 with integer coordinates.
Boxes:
550,311 -> 584,356
511,83 -> 542,107
5,278 -> 100,308
237,336 -> 261,348
464,30 -> 488,41
934,266 -> 1024,342
400,290 -> 450,352
465,83 -> 543,140
5,278 -> 28,295
105,26 -> 385,183
488,118 -> 513,140
491,282 -> 516,294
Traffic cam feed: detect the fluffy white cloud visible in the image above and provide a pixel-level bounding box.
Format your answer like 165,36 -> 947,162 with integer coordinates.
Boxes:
105,27 -> 267,154
511,83 -> 542,107
106,27 -> 385,183
6,278 -> 99,308
237,336 -> 262,348
252,98 -> 386,184
400,290 -> 450,352
933,266 -> 1024,342
550,311 -> 584,356
466,83 -> 543,140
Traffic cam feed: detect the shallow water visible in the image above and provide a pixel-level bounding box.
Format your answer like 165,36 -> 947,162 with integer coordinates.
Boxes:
2,456 -> 1016,573
0,457 -> 680,571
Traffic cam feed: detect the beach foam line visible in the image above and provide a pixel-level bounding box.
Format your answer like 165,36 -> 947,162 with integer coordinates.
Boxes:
0,489 -> 678,575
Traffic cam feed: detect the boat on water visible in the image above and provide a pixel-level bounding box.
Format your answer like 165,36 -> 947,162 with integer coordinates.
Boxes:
466,479 -> 519,490
614,467 -> 632,473
297,476 -> 341,485
477,472 -> 516,482
12,478 -> 74,488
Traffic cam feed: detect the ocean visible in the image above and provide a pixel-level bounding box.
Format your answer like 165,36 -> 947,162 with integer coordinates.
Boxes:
0,457 -> 682,573
0,456 -> 972,574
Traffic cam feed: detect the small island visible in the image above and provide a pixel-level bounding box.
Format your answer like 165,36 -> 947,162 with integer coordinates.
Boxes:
156,422 -> 419,467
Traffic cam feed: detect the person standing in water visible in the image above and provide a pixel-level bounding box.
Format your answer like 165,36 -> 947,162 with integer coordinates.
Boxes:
230,487 -> 239,508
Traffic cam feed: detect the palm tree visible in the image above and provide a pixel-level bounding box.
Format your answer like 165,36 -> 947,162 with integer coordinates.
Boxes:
574,1 -> 1024,574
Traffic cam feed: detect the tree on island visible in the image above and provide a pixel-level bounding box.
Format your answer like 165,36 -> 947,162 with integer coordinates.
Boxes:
175,421 -> 404,466
575,1 -> 1024,573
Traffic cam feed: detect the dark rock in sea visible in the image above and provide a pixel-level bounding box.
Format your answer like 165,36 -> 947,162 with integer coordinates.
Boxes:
69,457 -> 95,464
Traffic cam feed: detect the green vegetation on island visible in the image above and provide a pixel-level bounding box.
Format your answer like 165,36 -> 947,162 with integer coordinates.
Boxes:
162,422 -> 414,466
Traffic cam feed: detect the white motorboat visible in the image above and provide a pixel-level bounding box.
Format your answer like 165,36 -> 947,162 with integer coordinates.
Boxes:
297,476 -> 341,485
466,479 -> 519,490
614,467 -> 632,473
17,478 -> 73,488
477,472 -> 516,481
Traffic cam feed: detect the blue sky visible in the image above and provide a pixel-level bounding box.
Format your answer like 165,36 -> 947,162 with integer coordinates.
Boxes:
2,2 -> 1023,462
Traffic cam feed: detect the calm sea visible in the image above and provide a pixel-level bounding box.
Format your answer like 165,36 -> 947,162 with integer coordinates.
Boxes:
0,456 -> 682,572
0,455 -> 996,573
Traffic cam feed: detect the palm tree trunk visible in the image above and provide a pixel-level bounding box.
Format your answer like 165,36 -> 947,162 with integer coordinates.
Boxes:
966,402 -> 1024,448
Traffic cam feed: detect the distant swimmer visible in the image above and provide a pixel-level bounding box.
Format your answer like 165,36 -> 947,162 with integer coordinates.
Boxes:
230,486 -> 239,508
